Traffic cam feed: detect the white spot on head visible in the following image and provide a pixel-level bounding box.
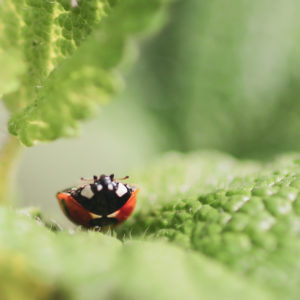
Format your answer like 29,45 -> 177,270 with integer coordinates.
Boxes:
108,183 -> 113,191
97,184 -> 103,191
116,183 -> 128,197
81,185 -> 94,199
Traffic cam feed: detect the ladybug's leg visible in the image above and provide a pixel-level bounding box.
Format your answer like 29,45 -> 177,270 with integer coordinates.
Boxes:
89,216 -> 118,228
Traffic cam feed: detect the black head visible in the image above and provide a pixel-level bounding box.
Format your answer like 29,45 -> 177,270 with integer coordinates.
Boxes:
97,174 -> 114,186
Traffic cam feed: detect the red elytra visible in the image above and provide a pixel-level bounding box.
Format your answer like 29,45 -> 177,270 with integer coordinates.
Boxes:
114,188 -> 139,223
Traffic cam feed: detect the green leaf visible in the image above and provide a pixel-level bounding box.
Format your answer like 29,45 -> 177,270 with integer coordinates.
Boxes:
0,50 -> 25,97
133,0 -> 300,158
0,2 -> 25,98
1,0 -> 110,108
1,0 -> 170,145
118,151 -> 300,299
0,207 -> 273,300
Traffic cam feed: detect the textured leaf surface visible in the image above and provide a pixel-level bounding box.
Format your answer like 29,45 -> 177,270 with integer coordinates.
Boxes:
118,152 -> 300,299
0,0 -> 170,145
0,207 -> 272,300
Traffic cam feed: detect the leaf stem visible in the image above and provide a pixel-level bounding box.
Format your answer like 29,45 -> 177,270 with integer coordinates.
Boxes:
0,135 -> 21,204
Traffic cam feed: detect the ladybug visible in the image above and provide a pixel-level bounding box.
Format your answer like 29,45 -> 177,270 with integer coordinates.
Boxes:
56,174 -> 139,228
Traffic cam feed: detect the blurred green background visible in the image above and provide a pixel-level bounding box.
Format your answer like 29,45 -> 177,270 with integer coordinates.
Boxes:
15,0 -> 300,224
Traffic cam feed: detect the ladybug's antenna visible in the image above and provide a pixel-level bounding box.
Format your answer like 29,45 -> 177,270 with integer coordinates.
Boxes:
80,177 -> 91,182
115,175 -> 129,181
79,177 -> 94,185
109,174 -> 115,181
